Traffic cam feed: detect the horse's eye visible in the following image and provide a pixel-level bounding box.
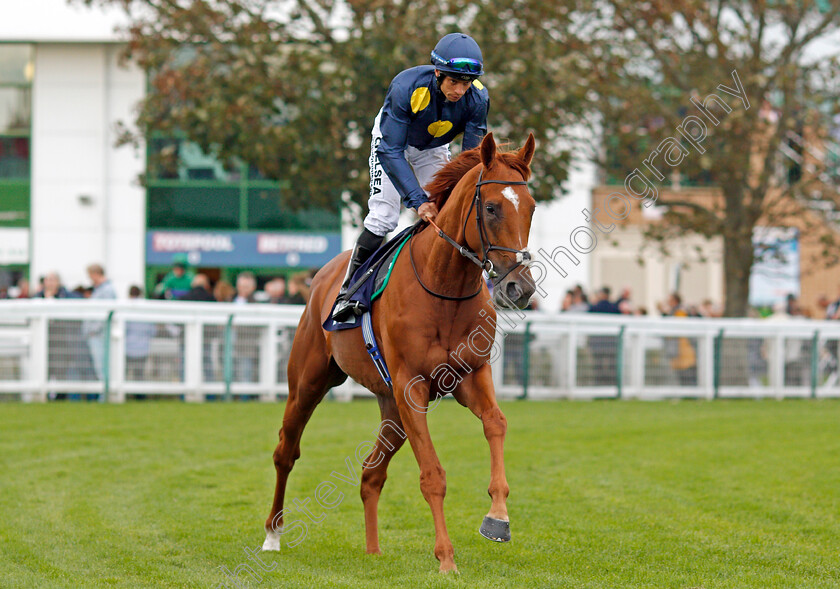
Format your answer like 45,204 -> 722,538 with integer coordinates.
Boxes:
485,204 -> 496,215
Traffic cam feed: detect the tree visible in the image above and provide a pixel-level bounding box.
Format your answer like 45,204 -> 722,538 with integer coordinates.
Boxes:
74,0 -> 589,212
577,0 -> 840,316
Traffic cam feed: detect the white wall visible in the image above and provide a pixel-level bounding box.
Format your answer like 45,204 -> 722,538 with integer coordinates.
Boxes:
590,226 -> 724,314
528,154 -> 595,312
30,43 -> 145,296
0,0 -> 129,42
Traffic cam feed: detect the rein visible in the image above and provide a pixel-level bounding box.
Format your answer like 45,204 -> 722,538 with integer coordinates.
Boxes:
408,168 -> 531,301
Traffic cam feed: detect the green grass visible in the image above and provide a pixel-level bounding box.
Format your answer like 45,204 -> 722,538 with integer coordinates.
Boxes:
0,399 -> 839,588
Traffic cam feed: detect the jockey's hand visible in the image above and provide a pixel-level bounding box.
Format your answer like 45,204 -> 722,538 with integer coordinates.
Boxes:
417,201 -> 439,223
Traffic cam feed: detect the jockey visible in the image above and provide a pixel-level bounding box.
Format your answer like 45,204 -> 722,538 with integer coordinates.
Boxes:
332,32 -> 489,321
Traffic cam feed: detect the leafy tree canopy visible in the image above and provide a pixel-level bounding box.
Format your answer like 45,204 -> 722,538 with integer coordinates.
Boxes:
577,0 -> 840,316
75,0 -> 589,211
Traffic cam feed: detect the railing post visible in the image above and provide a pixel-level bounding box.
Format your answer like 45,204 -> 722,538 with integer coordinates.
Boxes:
713,328 -> 724,399
183,320 -> 202,402
28,315 -> 48,403
616,325 -> 626,399
811,330 -> 820,399
260,322 -> 278,402
519,321 -> 531,400
566,327 -> 578,398
224,314 -> 234,402
101,310 -> 115,403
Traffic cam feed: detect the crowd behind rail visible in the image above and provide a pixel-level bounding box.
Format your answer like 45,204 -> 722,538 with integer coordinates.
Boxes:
4,261 -> 840,401
2,261 -> 836,322
0,262 -> 316,306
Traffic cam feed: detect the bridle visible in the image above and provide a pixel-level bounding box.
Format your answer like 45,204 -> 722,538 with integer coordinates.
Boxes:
409,167 -> 532,301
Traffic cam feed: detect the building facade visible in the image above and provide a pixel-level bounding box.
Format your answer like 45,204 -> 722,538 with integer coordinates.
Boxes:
0,0 -> 343,299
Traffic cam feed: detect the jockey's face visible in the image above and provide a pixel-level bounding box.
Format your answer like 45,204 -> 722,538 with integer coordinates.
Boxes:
436,71 -> 472,102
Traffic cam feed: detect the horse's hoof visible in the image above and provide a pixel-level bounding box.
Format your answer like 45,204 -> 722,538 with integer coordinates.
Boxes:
262,526 -> 282,551
479,516 -> 511,542
439,562 -> 459,574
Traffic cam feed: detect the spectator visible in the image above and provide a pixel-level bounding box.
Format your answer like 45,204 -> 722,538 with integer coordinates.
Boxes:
567,285 -> 589,313
176,274 -> 217,381
698,299 -> 721,318
660,292 -> 698,386
81,263 -> 117,383
34,272 -> 72,299
125,285 -> 157,382
658,292 -> 683,317
827,286 -> 840,320
154,258 -> 195,300
213,279 -> 235,303
179,274 -> 216,302
233,272 -> 259,382
768,300 -> 809,385
587,287 -> 620,386
36,272 -> 78,392
264,277 -> 288,304
285,273 -> 308,305
816,294 -> 831,319
616,286 -> 634,315
560,290 -> 574,312
786,293 -> 804,317
822,291 -> 840,385
11,277 -> 30,299
589,287 -> 619,314
234,272 -> 258,304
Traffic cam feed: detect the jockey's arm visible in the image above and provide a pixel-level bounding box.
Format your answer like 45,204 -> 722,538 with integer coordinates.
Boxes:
377,89 -> 431,212
462,87 -> 489,151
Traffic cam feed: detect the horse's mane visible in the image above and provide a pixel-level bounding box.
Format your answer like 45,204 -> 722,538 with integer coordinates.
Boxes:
424,146 -> 532,211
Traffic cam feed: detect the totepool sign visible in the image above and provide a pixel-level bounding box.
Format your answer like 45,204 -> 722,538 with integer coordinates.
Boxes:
146,230 -> 342,268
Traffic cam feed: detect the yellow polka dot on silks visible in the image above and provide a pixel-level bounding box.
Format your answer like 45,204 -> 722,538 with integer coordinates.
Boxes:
472,79 -> 484,90
427,120 -> 453,137
410,87 -> 431,113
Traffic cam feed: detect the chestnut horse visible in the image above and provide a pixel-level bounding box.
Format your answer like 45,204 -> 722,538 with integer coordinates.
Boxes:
262,133 -> 537,572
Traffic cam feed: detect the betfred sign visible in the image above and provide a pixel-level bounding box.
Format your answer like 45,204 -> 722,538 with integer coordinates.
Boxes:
257,234 -> 329,254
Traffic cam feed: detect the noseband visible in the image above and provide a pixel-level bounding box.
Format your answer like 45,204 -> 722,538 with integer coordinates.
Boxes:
409,168 -> 532,301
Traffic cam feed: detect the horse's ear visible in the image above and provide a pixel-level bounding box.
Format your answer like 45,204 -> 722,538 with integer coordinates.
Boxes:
480,133 -> 496,169
519,133 -> 536,167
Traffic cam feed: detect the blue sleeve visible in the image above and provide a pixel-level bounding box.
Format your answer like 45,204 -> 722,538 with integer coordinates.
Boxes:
377,85 -> 429,210
462,93 -> 489,151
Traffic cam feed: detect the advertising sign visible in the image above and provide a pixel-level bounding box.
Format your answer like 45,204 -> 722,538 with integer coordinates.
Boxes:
749,227 -> 799,307
146,230 -> 341,268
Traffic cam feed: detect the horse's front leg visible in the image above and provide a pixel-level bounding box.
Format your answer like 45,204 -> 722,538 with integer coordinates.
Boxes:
394,370 -> 457,573
453,363 -> 511,542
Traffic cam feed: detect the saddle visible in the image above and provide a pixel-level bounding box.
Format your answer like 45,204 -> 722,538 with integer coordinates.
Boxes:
323,224 -> 417,333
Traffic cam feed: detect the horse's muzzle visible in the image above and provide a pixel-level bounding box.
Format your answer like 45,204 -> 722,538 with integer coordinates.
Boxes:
494,268 -> 535,310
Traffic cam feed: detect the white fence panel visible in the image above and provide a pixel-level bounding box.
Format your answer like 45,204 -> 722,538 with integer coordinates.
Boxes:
2,300 -> 840,402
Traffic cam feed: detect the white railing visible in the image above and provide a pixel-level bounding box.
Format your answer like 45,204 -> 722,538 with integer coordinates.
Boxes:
1,299 -> 839,402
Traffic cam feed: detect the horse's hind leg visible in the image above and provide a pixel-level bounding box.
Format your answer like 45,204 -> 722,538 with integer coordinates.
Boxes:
263,320 -> 345,551
360,396 -> 407,554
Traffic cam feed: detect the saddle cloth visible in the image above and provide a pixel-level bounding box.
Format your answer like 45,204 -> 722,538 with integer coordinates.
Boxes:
323,224 -> 416,332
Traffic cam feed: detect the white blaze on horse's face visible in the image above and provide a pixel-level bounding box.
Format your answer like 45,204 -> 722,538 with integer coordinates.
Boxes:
501,186 -> 519,212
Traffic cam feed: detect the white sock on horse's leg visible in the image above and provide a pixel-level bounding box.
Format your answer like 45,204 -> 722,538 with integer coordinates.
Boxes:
262,525 -> 282,551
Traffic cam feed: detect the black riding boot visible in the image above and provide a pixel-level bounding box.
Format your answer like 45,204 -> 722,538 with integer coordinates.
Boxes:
331,228 -> 384,322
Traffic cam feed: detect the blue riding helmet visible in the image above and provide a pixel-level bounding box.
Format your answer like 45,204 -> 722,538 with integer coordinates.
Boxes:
430,33 -> 484,80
